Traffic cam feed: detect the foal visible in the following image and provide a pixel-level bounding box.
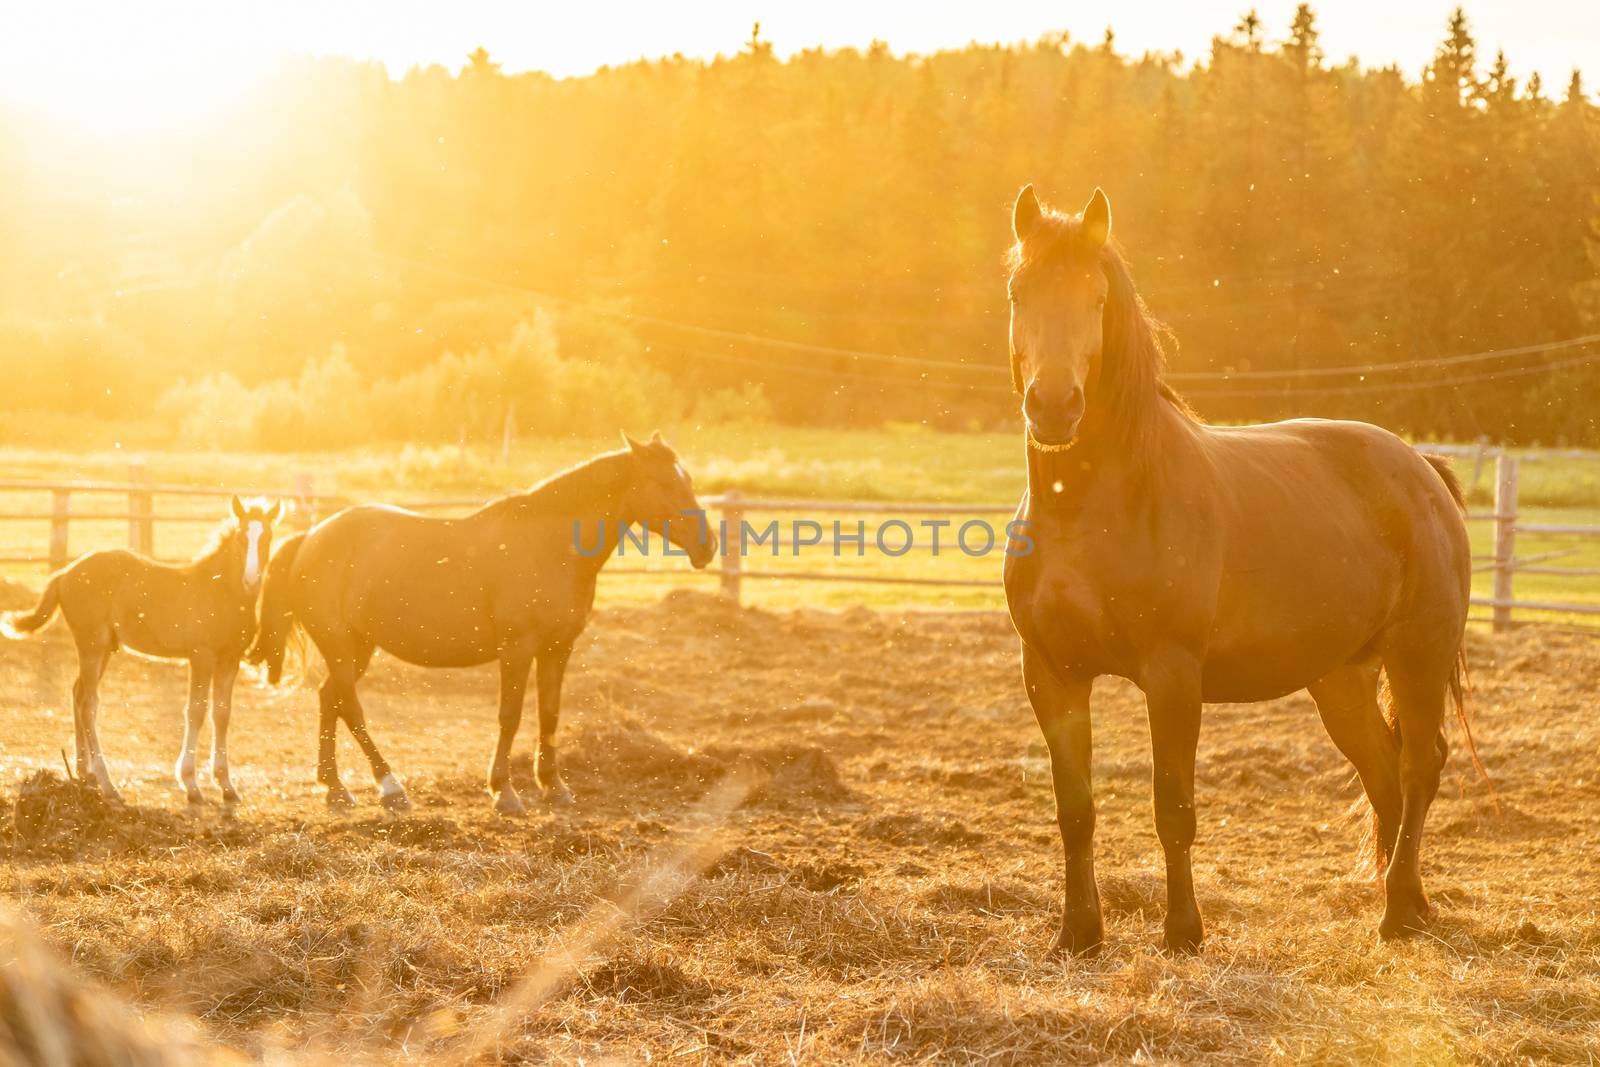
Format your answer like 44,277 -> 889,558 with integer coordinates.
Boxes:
2,497 -> 281,804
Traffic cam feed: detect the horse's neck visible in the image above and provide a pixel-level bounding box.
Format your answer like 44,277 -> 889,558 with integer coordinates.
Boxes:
516,454 -> 636,522
1024,396 -> 1188,515
502,454 -> 638,575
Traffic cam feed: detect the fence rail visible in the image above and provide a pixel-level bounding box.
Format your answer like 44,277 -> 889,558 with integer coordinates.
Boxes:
1,453 -> 1595,630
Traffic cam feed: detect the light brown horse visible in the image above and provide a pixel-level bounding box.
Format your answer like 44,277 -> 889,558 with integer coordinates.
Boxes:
247,433 -> 717,814
1002,186 -> 1475,955
2,497 -> 282,805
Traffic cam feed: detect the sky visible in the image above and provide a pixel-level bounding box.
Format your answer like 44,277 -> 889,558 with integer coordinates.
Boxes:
2,1 -> 1595,135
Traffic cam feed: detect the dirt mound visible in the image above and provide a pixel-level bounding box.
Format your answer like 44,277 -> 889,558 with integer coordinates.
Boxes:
857,811 -> 985,847
563,719 -> 850,807
579,951 -> 723,1005
701,741 -> 851,806
2,770 -> 250,859
565,719 -> 725,790
6,770 -> 114,850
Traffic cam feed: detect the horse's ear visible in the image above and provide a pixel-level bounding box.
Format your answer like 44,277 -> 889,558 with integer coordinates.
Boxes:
266,500 -> 283,524
622,432 -> 646,456
230,495 -> 246,521
649,430 -> 664,446
1012,184 -> 1042,242
1081,187 -> 1111,250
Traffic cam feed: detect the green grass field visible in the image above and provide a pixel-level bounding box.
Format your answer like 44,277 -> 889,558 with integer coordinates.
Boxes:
0,426 -> 1595,623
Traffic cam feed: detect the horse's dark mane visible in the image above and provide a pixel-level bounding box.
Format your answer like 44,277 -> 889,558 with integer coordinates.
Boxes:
1006,208 -> 1197,465
486,449 -> 635,518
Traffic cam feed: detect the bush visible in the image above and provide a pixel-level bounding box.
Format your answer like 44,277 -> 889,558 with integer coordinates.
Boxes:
156,311 -> 687,450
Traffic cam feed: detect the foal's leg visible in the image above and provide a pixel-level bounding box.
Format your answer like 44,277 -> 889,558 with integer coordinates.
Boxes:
331,649 -> 409,813
1022,646 -> 1101,956
1141,650 -> 1205,953
1308,663 -> 1402,867
71,636 -> 112,793
1375,641 -> 1452,940
534,645 -> 575,805
175,653 -> 214,804
487,639 -> 535,815
210,656 -> 242,805
73,637 -> 120,802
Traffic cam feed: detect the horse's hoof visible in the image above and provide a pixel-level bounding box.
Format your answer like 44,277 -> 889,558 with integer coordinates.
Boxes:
1378,910 -> 1431,941
547,788 -> 576,807
327,787 -> 357,810
493,790 -> 527,816
1049,925 -> 1105,959
380,790 -> 413,814
220,788 -> 241,806
183,787 -> 204,806
1161,920 -> 1205,955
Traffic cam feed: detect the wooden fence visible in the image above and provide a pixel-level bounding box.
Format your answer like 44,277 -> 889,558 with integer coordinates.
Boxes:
1,454 -> 1596,631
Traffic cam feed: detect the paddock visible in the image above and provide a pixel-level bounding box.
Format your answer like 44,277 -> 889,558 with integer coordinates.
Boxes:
1,586 -> 1593,1062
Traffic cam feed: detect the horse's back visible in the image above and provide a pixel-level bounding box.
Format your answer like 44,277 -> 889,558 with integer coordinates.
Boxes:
289,503 -> 548,667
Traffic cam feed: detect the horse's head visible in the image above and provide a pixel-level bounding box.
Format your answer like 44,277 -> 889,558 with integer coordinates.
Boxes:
1006,185 -> 1113,451
621,432 -> 718,568
227,495 -> 283,595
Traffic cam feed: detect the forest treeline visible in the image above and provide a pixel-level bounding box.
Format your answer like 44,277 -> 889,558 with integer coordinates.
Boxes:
0,6 -> 1596,448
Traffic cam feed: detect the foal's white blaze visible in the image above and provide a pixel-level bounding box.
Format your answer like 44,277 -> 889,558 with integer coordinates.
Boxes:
244,520 -> 264,589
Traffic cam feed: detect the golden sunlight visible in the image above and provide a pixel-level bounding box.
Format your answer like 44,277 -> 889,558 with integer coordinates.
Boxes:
1,3 -> 281,136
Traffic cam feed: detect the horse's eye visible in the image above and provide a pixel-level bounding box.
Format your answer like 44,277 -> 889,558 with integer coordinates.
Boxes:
1095,295 -> 1107,309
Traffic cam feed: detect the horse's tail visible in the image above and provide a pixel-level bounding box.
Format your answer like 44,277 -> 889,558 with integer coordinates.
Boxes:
0,574 -> 63,639
247,533 -> 306,685
1360,648 -> 1496,879
1422,452 -> 1467,511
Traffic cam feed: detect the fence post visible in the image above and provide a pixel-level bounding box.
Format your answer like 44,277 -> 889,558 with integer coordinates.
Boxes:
128,460 -> 153,557
719,491 -> 743,605
49,489 -> 71,572
1492,453 -> 1519,633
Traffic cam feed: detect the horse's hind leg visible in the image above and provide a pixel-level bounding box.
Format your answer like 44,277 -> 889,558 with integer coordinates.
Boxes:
487,639 -> 535,815
175,653 -> 214,804
316,676 -> 356,809
1308,663 -> 1402,869
1374,635 -> 1454,940
329,649 -> 410,813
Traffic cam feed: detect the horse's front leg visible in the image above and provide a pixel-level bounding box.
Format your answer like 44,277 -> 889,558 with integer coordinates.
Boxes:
1023,646 -> 1102,956
487,640 -> 535,815
210,655 -> 241,806
175,653 -> 214,804
534,645 -> 575,805
1141,650 -> 1205,953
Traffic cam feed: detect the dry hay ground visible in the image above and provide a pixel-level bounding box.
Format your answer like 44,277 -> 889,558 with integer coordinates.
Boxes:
0,583 -> 1597,1065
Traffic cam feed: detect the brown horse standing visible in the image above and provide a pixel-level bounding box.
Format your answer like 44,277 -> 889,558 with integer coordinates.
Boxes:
1002,186 -> 1474,955
2,497 -> 281,805
247,433 -> 717,814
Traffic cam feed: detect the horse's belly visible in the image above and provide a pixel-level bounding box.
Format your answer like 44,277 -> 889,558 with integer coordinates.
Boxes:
1200,603 -> 1383,702
353,588 -> 499,667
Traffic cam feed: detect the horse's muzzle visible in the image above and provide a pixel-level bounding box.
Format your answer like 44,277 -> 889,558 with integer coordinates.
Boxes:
688,531 -> 718,570
1023,383 -> 1084,451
